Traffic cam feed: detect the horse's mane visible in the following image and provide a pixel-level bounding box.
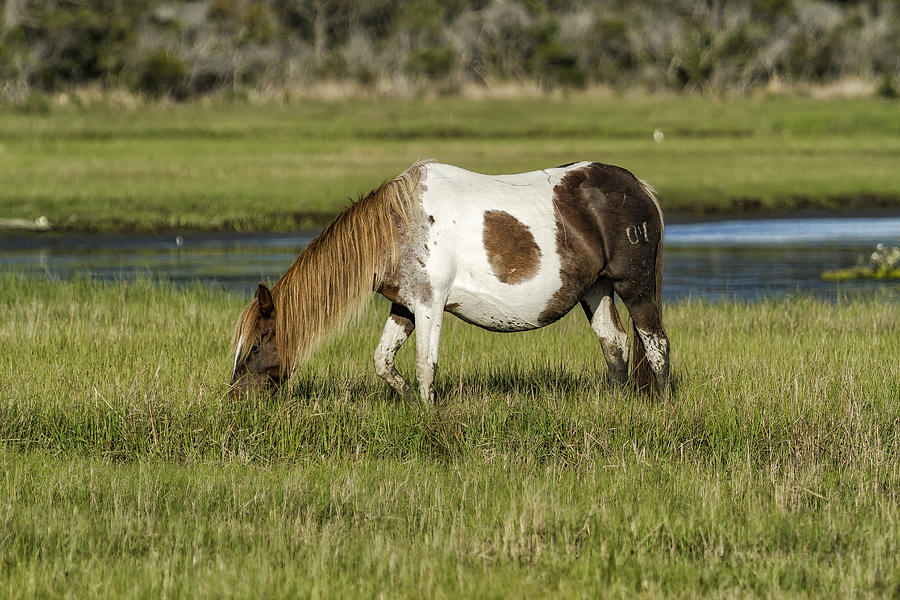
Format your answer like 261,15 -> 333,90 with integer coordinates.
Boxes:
232,161 -> 426,371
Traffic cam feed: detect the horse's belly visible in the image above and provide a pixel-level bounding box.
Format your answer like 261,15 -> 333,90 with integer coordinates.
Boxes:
437,215 -> 573,331
444,288 -> 557,332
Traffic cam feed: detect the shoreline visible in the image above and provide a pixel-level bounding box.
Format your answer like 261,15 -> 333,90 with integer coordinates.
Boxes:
4,209 -> 898,250
4,206 -> 899,238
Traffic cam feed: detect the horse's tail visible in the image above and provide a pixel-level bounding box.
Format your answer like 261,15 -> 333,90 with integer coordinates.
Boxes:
630,179 -> 664,395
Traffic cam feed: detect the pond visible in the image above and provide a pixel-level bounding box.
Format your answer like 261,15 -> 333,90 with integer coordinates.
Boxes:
2,216 -> 899,302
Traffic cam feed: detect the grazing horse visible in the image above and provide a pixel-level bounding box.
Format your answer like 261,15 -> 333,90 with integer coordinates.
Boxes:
230,161 -> 670,403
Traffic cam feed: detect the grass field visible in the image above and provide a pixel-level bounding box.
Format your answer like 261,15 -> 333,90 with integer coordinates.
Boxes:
1,275 -> 898,597
2,95 -> 899,232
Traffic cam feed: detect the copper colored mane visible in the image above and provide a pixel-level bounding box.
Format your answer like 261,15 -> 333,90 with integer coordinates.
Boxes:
231,162 -> 425,372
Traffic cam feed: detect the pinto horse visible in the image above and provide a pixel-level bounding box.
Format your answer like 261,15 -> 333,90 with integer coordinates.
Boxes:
230,161 -> 670,403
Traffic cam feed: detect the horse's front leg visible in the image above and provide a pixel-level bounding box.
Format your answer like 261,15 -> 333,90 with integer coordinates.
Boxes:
373,303 -> 415,397
412,302 -> 444,406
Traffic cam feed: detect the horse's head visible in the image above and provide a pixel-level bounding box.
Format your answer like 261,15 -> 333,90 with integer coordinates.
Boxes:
229,283 -> 285,396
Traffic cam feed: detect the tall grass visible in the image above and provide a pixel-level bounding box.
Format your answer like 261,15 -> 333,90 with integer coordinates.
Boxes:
1,275 -> 898,596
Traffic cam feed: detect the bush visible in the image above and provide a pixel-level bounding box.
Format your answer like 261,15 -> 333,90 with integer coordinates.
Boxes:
876,74 -> 897,99
22,1 -> 145,90
529,23 -> 584,89
408,46 -> 455,80
1,0 -> 899,98
132,49 -> 187,98
531,40 -> 584,89
585,18 -> 635,85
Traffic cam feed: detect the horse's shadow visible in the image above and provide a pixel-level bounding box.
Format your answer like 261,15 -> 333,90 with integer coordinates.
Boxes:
278,364 -> 618,404
442,365 -> 601,398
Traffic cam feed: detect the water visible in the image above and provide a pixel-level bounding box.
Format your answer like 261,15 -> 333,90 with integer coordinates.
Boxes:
1,231 -> 317,291
663,216 -> 900,300
2,217 -> 898,301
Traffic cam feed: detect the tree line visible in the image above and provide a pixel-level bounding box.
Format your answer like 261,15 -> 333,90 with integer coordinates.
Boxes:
1,0 -> 897,100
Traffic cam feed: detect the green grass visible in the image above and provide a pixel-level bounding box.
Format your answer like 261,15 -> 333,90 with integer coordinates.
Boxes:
1,275 -> 899,597
1,95 -> 899,232
823,266 -> 900,281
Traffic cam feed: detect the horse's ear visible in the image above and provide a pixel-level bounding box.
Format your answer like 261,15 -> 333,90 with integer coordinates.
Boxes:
256,283 -> 275,318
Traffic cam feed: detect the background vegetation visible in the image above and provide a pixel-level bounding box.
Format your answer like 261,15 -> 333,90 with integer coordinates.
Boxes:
1,0 -> 899,101
1,275 -> 898,596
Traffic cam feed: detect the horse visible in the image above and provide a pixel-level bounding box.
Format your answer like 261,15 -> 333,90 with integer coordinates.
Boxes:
230,160 -> 670,404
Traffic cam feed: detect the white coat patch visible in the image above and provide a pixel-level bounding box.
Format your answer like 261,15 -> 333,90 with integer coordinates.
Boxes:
418,163 -> 586,331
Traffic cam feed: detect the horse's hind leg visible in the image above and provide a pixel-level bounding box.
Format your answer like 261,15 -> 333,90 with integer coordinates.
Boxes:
374,303 -> 415,397
580,280 -> 629,387
614,281 -> 671,399
635,325 -> 670,399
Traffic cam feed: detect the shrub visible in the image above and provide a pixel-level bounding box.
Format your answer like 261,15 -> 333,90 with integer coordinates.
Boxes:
528,23 -> 584,89
22,1 -> 145,90
408,46 -> 455,80
531,39 -> 584,89
133,49 -> 187,98
876,74 -> 897,99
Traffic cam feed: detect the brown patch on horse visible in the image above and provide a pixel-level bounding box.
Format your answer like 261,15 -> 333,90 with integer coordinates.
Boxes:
538,162 -> 663,325
389,303 -> 415,333
377,281 -> 402,305
482,210 -> 541,284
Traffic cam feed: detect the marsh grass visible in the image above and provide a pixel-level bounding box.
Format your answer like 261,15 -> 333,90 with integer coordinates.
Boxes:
2,96 -> 899,232
2,275 -> 899,597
